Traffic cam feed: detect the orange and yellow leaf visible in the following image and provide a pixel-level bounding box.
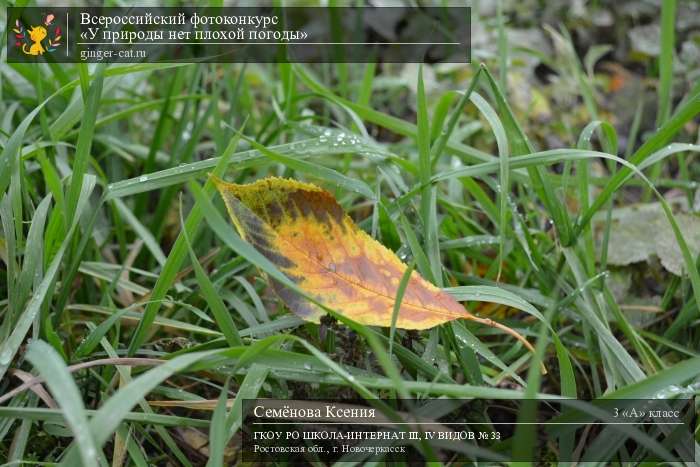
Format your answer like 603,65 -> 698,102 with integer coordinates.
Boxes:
214,176 -> 539,362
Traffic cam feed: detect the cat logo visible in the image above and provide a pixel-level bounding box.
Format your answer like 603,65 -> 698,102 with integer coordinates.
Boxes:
14,13 -> 61,56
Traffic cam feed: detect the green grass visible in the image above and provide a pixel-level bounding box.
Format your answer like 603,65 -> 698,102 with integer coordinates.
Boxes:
1,5 -> 700,465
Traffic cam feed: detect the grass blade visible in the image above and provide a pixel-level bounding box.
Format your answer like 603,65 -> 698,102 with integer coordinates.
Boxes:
180,200 -> 242,347
127,130 -> 243,355
27,341 -> 100,466
0,175 -> 95,381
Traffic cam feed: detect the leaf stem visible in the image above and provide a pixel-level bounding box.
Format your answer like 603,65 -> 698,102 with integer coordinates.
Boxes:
464,315 -> 547,374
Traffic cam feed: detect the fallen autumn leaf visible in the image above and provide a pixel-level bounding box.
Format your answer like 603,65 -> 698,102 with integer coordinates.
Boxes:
213,176 -> 540,361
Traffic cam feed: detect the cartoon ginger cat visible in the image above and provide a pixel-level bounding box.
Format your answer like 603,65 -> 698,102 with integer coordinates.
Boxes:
23,26 -> 47,55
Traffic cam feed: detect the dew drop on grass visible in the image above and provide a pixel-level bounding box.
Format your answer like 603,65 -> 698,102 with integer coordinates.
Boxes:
139,176 -> 148,182
654,385 -> 685,399
83,446 -> 97,460
303,363 -> 312,370
0,348 -> 13,365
